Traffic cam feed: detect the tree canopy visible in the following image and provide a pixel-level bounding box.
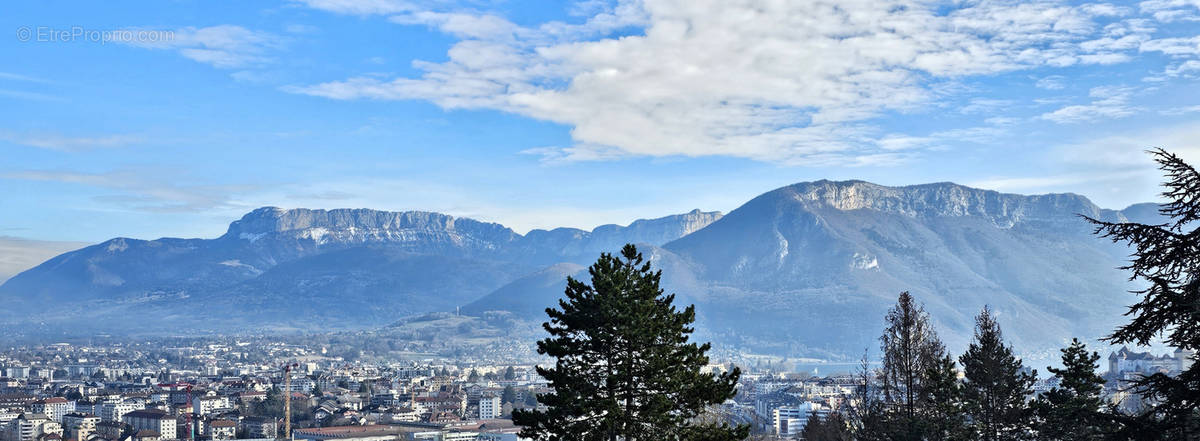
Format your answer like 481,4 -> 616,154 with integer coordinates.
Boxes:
1085,148 -> 1200,437
513,244 -> 747,441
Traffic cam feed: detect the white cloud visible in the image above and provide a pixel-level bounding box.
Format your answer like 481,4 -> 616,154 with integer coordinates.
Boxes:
985,116 -> 1022,126
1160,104 -> 1200,115
969,122 -> 1200,207
0,132 -> 142,151
1040,85 -> 1139,123
960,98 -> 1015,115
1140,35 -> 1200,56
1164,59 -> 1200,76
293,0 -> 415,16
123,25 -> 282,69
289,0 -> 1181,163
0,89 -> 62,101
0,72 -> 53,84
1139,0 -> 1200,22
1139,34 -> 1200,77
1035,75 -> 1068,90
2,169 -> 256,213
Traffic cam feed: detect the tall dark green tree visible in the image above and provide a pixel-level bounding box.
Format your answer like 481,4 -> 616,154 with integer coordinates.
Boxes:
1084,148 -> 1200,438
1032,338 -> 1114,441
959,307 -> 1036,441
923,354 -> 968,441
513,244 -> 747,441
875,291 -> 950,440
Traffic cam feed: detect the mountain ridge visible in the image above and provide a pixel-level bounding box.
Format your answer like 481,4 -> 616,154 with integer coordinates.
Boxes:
0,204 -> 725,328
0,180 -> 1157,359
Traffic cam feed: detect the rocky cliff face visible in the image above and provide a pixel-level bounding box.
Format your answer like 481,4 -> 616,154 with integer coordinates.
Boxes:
779,180 -> 1123,226
222,207 -> 521,250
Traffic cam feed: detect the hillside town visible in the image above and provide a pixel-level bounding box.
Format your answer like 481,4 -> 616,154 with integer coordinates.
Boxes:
0,338 -> 1191,441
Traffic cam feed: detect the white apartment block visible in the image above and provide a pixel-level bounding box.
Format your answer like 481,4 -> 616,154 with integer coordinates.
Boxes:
477,396 -> 501,420
30,399 -> 73,424
772,402 -> 826,438
192,395 -> 230,416
100,402 -> 140,423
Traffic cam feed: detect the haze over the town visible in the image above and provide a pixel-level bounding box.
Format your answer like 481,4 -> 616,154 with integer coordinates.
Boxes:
3,0 -> 1200,246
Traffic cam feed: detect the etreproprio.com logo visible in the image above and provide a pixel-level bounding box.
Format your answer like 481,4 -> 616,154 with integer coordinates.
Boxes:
16,26 -> 174,44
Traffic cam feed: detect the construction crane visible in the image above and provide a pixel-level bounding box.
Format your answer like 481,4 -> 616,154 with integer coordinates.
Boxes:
157,382 -> 194,441
281,363 -> 298,441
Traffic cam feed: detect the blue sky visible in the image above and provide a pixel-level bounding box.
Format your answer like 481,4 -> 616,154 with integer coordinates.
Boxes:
2,0 -> 1200,243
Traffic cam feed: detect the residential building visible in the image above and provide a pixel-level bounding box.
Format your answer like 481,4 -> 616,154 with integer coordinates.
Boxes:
477,396 -> 501,420
3,414 -> 62,441
207,420 -> 236,440
772,402 -> 826,438
122,409 -> 176,440
93,421 -> 124,440
192,396 -> 229,416
30,399 -> 72,424
99,402 -> 140,423
60,413 -> 100,441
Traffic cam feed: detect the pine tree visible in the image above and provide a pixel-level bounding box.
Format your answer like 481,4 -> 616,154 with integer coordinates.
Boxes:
923,355 -> 968,441
1032,338 -> 1114,441
512,244 -> 748,441
504,366 -> 516,380
876,291 -> 949,440
1084,148 -> 1200,438
959,307 -> 1036,441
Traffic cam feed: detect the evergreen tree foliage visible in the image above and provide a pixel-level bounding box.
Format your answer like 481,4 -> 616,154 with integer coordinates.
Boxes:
959,307 -> 1036,441
875,291 -> 951,440
501,385 -> 517,404
801,412 -> 852,441
512,244 -> 748,441
504,366 -> 516,380
1084,148 -> 1200,438
923,354 -> 968,441
1032,338 -> 1115,441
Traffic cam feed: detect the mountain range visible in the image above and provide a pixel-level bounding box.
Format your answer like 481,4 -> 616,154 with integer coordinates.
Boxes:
0,180 -> 1154,358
